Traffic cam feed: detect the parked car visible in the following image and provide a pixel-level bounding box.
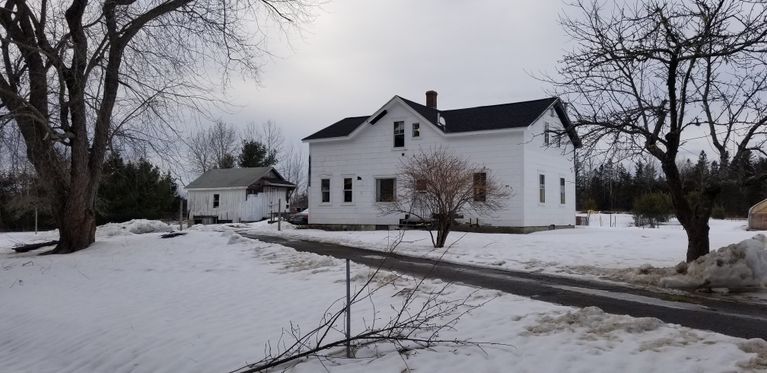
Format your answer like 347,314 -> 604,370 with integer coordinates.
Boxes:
288,209 -> 309,225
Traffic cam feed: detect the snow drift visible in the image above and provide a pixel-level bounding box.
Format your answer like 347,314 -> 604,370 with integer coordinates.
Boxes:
661,234 -> 767,290
97,219 -> 173,237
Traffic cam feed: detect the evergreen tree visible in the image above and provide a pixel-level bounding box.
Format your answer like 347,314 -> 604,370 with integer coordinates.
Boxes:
238,140 -> 277,168
97,154 -> 178,223
217,153 -> 236,169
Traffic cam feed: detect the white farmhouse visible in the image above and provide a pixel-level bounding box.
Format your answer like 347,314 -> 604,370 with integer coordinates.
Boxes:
186,167 -> 294,224
302,91 -> 581,231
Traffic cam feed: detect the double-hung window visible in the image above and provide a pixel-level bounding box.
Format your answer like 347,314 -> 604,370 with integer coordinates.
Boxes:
343,178 -> 353,203
560,178 -> 566,204
321,178 -> 330,203
394,121 -> 405,148
376,178 -> 396,202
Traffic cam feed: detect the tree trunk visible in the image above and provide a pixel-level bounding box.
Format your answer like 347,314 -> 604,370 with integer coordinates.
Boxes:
435,220 -> 451,248
660,158 -> 712,262
683,220 -> 710,263
48,182 -> 97,254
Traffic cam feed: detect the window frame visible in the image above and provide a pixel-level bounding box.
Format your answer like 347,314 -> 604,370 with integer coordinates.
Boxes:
320,178 -> 330,203
539,174 -> 546,204
544,124 -> 550,146
376,178 -> 396,202
412,122 -> 420,138
213,193 -> 220,208
560,177 -> 566,205
343,177 -> 353,203
393,121 -> 405,148
473,172 -> 487,202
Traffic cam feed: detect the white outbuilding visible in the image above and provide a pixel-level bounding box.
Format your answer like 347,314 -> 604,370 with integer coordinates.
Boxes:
749,198 -> 767,231
186,167 -> 294,224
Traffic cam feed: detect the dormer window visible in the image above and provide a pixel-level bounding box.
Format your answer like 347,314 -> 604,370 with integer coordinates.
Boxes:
394,121 -> 405,148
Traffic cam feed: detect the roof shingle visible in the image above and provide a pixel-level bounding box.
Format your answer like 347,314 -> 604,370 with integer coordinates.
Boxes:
186,167 -> 292,189
302,95 -> 578,145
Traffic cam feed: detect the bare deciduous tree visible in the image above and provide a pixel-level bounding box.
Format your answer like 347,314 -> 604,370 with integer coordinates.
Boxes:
229,233 -> 503,372
553,0 -> 767,261
278,143 -> 306,193
0,0 -> 315,253
383,148 -> 510,248
208,121 -> 238,169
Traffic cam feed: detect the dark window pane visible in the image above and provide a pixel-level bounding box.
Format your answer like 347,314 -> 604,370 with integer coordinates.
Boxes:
321,179 -> 330,203
377,178 -> 395,202
343,178 -> 353,203
415,179 -> 427,192
560,178 -> 566,204
394,121 -> 405,147
213,194 -> 220,208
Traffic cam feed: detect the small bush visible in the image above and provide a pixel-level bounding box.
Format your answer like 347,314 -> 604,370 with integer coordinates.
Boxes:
633,192 -> 673,228
711,205 -> 726,219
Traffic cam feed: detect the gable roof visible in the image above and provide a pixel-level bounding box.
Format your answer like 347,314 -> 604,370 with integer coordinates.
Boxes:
302,95 -> 580,146
186,167 -> 294,189
302,116 -> 369,141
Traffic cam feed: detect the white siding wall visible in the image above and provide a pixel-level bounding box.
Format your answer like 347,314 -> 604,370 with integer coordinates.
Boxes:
307,99 -> 529,227
188,189 -> 247,222
522,108 -> 577,226
189,187 -> 291,222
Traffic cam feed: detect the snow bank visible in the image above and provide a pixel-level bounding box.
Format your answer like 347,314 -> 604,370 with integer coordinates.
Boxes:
661,234 -> 767,290
2,230 -> 766,372
97,219 -> 173,237
524,306 -> 664,336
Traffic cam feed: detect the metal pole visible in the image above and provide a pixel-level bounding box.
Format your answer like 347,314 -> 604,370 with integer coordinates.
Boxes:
179,198 -> 183,231
277,198 -> 282,231
345,258 -> 351,358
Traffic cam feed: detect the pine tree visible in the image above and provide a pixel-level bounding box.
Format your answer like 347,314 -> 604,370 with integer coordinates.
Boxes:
238,140 -> 277,168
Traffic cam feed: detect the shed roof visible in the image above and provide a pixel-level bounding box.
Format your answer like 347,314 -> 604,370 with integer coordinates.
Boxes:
186,167 -> 293,189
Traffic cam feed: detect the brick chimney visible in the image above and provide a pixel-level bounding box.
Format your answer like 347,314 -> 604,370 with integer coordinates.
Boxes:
425,90 -> 438,109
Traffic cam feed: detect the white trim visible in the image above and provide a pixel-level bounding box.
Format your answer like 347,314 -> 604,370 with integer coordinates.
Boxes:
186,186 -> 248,192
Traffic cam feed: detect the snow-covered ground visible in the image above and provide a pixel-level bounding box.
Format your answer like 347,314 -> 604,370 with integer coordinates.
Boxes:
242,214 -> 757,283
2,222 -> 767,372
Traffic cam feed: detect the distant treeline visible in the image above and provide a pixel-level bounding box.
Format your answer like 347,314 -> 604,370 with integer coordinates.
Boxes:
576,151 -> 767,217
0,154 -> 181,231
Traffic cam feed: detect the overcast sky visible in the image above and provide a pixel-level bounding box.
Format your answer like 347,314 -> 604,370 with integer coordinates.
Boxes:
214,0 -> 569,150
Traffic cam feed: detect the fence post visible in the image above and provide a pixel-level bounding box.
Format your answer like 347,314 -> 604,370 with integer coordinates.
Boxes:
346,258 -> 351,358
179,198 -> 183,231
278,198 -> 282,231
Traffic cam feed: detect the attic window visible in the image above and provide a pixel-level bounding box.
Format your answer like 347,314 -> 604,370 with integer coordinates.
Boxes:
412,123 -> 420,138
544,124 -> 550,146
394,121 -> 405,148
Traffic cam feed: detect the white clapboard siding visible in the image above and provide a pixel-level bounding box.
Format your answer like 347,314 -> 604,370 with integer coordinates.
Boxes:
188,189 -> 247,222
306,98 -> 577,228
189,187 -> 291,222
